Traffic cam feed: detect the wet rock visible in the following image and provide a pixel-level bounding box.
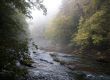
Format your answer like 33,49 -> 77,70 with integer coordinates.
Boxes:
20,60 -> 34,67
65,65 -> 76,70
39,59 -> 53,64
33,51 -> 36,53
96,57 -> 109,63
74,71 -> 87,80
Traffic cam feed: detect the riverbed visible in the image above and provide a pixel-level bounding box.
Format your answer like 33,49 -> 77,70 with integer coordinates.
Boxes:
26,48 -> 110,80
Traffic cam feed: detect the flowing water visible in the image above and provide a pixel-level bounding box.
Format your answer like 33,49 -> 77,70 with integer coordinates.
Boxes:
26,44 -> 110,80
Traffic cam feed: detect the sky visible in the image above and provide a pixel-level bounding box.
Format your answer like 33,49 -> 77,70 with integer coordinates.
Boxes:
27,0 -> 63,48
28,0 -> 62,31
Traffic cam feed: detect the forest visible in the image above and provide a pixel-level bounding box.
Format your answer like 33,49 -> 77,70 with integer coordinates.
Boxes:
45,0 -> 110,61
0,0 -> 110,80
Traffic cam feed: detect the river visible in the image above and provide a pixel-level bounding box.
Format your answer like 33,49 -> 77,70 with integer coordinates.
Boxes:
26,44 -> 110,80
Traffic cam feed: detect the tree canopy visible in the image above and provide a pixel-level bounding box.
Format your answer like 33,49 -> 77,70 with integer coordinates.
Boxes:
0,0 -> 46,79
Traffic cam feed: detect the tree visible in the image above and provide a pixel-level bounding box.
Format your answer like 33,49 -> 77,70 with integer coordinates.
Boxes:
74,0 -> 110,52
0,0 -> 46,79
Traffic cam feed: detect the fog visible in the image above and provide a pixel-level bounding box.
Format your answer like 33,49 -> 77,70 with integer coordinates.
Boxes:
28,0 -> 62,49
